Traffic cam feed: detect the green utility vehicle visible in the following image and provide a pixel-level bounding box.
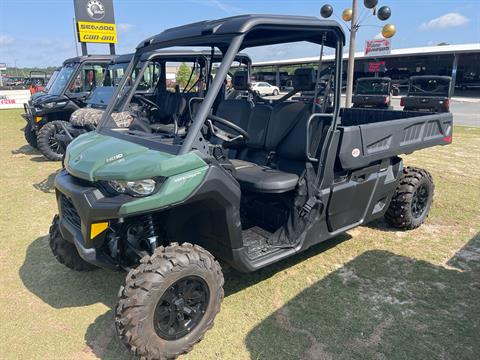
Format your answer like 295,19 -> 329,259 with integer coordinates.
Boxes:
50,15 -> 453,359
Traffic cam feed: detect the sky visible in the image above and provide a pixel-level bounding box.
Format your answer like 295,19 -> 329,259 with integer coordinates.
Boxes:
0,0 -> 479,68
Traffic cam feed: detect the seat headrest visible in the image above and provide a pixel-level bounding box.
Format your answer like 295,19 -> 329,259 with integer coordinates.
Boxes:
232,71 -> 249,91
293,68 -> 316,91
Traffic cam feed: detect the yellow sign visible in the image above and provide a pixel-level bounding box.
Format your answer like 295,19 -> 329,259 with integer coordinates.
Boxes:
77,21 -> 117,44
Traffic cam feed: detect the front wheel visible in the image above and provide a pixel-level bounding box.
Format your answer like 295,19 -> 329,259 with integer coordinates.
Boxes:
49,215 -> 98,271
273,89 -> 279,96
385,167 -> 434,229
115,243 -> 224,360
24,122 -> 37,148
37,120 -> 69,161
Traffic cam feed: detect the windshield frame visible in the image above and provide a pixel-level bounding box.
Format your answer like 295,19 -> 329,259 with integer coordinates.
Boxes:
407,77 -> 451,97
47,62 -> 78,96
355,78 -> 391,95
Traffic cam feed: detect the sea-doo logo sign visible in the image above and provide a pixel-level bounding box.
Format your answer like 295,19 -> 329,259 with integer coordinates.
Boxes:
86,0 -> 105,20
74,0 -> 116,43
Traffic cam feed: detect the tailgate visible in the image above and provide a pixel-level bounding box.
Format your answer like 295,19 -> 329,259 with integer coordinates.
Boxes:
338,112 -> 453,170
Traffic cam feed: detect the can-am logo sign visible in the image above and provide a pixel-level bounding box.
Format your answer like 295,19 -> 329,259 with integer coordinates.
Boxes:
365,39 -> 391,57
86,0 -> 105,20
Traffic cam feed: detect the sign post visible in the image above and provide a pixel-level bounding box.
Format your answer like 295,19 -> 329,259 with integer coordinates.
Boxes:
73,0 -> 117,55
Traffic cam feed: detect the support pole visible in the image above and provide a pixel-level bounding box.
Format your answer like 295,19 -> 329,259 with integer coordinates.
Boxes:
275,65 -> 280,88
345,0 -> 358,108
450,53 -> 459,96
72,18 -> 79,57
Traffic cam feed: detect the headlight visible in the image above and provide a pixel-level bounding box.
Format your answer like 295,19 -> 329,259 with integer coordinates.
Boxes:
103,179 -> 158,197
44,101 -> 68,109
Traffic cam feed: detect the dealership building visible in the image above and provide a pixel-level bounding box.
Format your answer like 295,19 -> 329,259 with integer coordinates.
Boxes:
251,43 -> 480,95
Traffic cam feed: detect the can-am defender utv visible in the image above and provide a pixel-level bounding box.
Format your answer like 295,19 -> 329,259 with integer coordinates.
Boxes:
22,55 -> 115,148
50,15 -> 453,359
401,75 -> 452,113
352,77 -> 396,109
47,51 -> 252,161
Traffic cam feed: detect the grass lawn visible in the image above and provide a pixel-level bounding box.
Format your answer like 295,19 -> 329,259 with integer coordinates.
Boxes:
0,109 -> 478,360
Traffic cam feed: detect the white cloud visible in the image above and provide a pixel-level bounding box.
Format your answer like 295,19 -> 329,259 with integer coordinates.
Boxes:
420,13 -> 470,30
0,34 -> 15,46
190,0 -> 244,15
374,32 -> 384,40
117,23 -> 134,33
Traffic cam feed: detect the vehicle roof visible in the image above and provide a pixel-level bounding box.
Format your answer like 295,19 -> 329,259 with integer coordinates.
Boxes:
114,50 -> 251,66
357,77 -> 391,82
409,75 -> 452,81
62,54 -> 117,66
136,14 -> 345,53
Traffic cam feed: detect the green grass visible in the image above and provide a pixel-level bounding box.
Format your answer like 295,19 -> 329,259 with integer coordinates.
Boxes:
0,109 -> 478,359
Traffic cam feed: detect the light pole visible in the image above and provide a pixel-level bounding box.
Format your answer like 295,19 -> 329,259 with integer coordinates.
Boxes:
321,0 -> 396,107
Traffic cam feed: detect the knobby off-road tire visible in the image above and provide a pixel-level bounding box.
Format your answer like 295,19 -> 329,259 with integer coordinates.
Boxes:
49,215 -> 98,271
24,122 -> 37,148
37,120 -> 69,161
385,167 -> 434,230
115,243 -> 224,360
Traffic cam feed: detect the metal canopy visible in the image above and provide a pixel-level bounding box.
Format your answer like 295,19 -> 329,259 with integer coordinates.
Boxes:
62,54 -> 117,65
136,15 -> 345,53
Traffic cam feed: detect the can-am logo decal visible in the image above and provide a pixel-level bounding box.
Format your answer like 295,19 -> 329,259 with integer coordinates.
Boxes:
86,0 -> 105,20
106,153 -> 123,163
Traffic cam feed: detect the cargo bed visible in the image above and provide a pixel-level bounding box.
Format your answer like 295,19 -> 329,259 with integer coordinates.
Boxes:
337,108 -> 453,170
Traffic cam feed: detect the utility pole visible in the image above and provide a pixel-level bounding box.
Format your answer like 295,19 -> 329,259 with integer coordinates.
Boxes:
321,0 -> 395,108
345,0 -> 358,108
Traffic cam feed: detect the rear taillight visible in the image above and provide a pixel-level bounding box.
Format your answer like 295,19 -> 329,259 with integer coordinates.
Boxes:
444,99 -> 450,111
400,97 -> 405,107
384,96 -> 390,104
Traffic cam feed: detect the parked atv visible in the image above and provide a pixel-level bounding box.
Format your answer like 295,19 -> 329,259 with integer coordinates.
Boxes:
22,55 -> 115,149
401,75 -> 452,113
352,77 -> 396,109
50,15 -> 453,359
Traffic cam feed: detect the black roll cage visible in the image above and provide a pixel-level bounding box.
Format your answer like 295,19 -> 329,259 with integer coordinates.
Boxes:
98,16 -> 345,157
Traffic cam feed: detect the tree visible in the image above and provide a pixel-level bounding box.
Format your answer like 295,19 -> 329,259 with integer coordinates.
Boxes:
175,62 -> 192,89
437,42 -> 449,46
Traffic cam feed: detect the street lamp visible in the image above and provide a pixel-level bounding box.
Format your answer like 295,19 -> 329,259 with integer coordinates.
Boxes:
321,0 -> 396,107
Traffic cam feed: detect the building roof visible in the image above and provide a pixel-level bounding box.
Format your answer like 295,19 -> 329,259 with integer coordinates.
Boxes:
252,43 -> 480,67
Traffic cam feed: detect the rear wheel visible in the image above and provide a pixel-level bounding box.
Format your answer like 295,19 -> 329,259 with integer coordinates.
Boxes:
115,243 -> 224,360
385,167 -> 434,229
24,122 -> 37,148
49,215 -> 98,271
37,120 -> 69,161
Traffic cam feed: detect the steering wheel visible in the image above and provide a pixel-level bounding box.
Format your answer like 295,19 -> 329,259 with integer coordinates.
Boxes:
206,114 -> 249,142
133,94 -> 159,111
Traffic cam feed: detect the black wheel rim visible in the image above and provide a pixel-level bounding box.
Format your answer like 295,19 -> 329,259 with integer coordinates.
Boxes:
153,276 -> 210,340
411,184 -> 429,218
48,126 -> 65,154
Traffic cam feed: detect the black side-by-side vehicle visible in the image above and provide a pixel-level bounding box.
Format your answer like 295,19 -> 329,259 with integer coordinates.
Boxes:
352,77 -> 397,109
48,15 -> 453,359
401,75 -> 452,113
22,54 -> 115,148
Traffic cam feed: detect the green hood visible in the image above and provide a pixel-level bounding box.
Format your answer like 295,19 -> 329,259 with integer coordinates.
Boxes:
65,132 -> 207,182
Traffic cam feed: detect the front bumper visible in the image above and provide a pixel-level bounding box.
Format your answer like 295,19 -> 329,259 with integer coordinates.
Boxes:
55,170 -> 134,269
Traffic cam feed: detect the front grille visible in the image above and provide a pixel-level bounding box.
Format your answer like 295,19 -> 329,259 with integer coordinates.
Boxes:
61,195 -> 81,230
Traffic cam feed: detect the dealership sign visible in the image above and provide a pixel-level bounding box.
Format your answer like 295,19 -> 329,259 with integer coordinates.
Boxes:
74,0 -> 117,44
365,61 -> 386,73
364,39 -> 391,56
